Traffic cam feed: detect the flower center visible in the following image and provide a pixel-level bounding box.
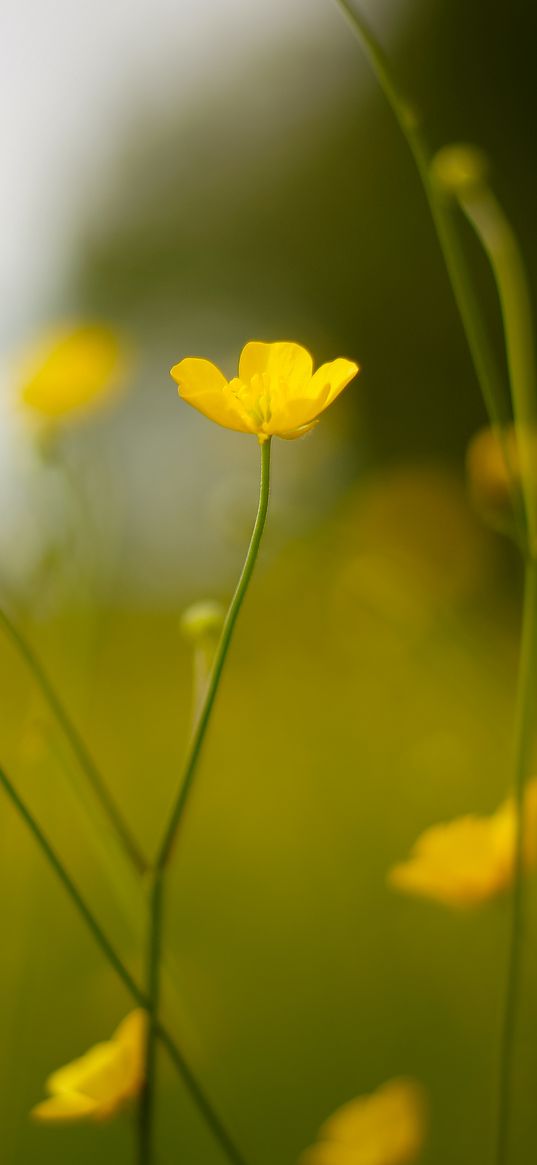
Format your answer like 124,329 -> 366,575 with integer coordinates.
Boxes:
231,372 -> 276,428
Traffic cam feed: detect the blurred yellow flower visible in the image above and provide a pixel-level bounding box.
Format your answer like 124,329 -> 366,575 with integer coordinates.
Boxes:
299,1078 -> 426,1165
466,425 -> 516,530
170,340 -> 359,441
18,323 -> 128,420
388,780 -> 537,908
465,424 -> 537,539
31,1009 -> 146,1123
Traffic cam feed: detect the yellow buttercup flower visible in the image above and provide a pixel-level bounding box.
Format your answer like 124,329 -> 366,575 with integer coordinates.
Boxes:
388,779 -> 537,908
170,340 -> 359,441
31,1010 -> 146,1123
299,1078 -> 426,1165
18,322 -> 128,420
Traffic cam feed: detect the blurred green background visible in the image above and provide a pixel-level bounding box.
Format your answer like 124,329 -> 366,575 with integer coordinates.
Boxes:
1,0 -> 537,1162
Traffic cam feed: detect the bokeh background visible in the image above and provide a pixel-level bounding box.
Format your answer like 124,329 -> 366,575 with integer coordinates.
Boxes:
1,0 -> 537,1162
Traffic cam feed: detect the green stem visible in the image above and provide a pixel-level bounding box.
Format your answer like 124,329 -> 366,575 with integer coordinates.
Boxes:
0,762 -> 144,1004
452,182 -> 537,1160
0,763 -> 249,1165
159,437 -> 272,870
139,871 -> 163,1164
454,179 -> 537,1163
495,558 -> 537,1165
457,187 -> 537,555
157,1020 -> 250,1165
334,9 -> 537,1159
140,437 -> 272,1164
0,605 -> 147,874
332,0 -> 525,543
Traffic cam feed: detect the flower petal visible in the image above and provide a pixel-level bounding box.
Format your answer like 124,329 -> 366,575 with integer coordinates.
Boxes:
31,1092 -> 100,1122
48,1041 -> 127,1103
320,1078 -> 425,1153
171,358 -> 254,433
278,419 -> 320,440
113,1008 -> 146,1056
20,324 -> 126,419
263,357 -> 359,436
300,1079 -> 425,1165
239,341 -> 313,390
308,358 -> 360,407
299,1145 -> 358,1165
387,809 -> 515,907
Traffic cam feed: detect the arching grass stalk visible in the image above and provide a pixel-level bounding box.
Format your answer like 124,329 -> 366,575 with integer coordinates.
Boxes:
448,169 -> 537,1165
333,4 -> 537,1155
139,438 -> 272,1164
0,605 -> 147,874
0,763 -> 248,1165
455,179 -> 537,554
0,762 -> 143,1002
493,560 -> 537,1165
332,0 -> 526,545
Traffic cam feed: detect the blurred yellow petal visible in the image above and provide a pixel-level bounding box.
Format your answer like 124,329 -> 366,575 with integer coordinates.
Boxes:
238,340 -> 313,389
524,778 -> 537,865
31,1009 -> 146,1125
388,779 -> 537,908
172,341 -> 359,440
389,816 -> 511,906
47,1042 -> 126,1102
19,323 -> 127,420
112,1008 -> 147,1094
171,357 -> 254,433
300,1145 -> 362,1165
300,1079 -> 426,1165
31,1093 -> 100,1123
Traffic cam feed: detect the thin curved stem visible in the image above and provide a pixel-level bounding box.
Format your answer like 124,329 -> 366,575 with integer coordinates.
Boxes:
333,9 -> 537,1161
452,180 -> 537,1161
157,1022 -> 249,1165
0,605 -> 147,874
0,763 -> 248,1165
139,871 -> 163,1165
495,559 -> 537,1165
332,0 -> 525,545
158,437 -> 272,870
452,179 -> 537,1162
0,762 -> 143,1002
140,438 -> 272,1164
457,186 -> 537,555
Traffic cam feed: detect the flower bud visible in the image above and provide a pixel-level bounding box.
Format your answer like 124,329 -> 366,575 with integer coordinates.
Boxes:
431,143 -> 489,197
180,599 -> 225,643
465,424 -> 532,540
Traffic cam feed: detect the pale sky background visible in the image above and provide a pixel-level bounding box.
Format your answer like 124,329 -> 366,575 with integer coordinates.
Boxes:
0,0 -> 406,599
1,0 -> 403,343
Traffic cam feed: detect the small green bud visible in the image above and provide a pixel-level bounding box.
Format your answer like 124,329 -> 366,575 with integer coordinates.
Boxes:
431,143 -> 489,197
180,599 -> 225,642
